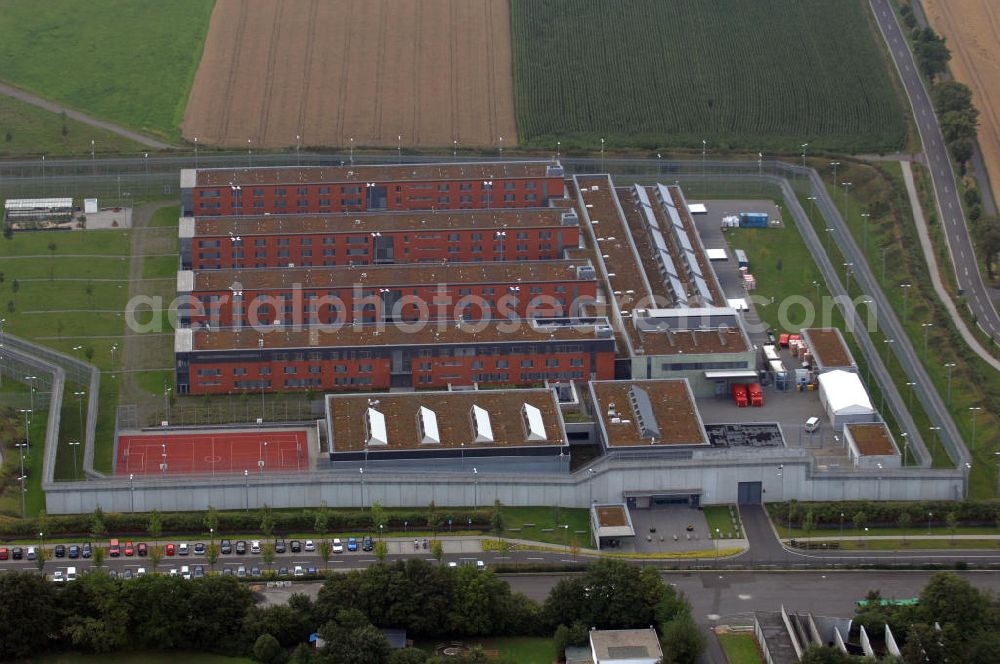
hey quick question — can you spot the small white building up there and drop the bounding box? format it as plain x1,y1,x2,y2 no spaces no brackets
817,370,876,431
844,423,901,469
589,628,662,664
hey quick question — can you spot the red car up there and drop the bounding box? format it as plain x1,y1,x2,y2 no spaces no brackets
109,538,121,557
0,547,8,560
137,542,148,557
166,543,176,556
124,541,135,557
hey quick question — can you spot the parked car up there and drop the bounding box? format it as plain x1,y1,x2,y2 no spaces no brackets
222,568,233,577
165,543,176,556
137,568,146,577
137,542,147,557
293,566,304,577
307,567,317,576
109,539,120,557
12,547,23,560
237,565,247,578
124,541,134,557
168,568,177,577
278,567,289,577
67,567,77,582
178,543,189,556
250,540,261,555
52,571,65,583
236,540,247,555
181,566,191,580
54,544,66,558
194,566,205,579
304,540,315,552
0,548,8,560
251,566,262,577
26,546,37,561
275,539,286,554
123,569,134,580
290,540,301,553
108,568,118,579
347,537,358,552
68,545,80,559
362,536,374,552
332,539,344,554
81,543,92,559
220,540,232,555
193,542,205,556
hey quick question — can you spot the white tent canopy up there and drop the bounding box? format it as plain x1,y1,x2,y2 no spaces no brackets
818,370,874,415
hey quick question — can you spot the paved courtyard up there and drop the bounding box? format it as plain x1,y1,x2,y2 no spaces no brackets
625,506,714,554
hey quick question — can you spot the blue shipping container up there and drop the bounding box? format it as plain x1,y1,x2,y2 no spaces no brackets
739,212,769,228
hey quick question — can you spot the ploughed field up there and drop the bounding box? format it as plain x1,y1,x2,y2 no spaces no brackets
182,0,517,149
509,0,908,153
923,0,1000,208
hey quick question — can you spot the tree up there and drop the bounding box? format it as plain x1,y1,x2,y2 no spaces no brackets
390,648,429,664
319,539,332,570
897,512,912,545
11,279,18,296
799,646,858,664
946,512,959,545
852,511,866,533
490,499,505,542
34,546,48,573
941,109,979,143
374,540,388,564
90,506,107,541
802,510,816,538
430,539,444,565
261,542,276,571
554,622,589,658
6,301,13,314
426,500,442,535
978,217,1000,278
933,80,975,115
204,505,219,539
206,542,219,572
314,502,330,537
370,500,386,534
147,545,161,572
84,282,94,305
0,572,60,658
148,509,162,544
914,29,951,78
252,633,283,664
660,611,706,664
260,504,275,539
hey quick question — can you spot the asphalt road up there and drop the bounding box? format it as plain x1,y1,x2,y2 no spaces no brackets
870,0,1000,342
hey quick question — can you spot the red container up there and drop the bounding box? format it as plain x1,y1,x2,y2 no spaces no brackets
747,383,764,407
779,333,790,347
732,383,748,407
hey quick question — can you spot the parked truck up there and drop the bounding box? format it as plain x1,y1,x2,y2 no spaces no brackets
747,383,764,407
739,211,769,228
732,383,748,407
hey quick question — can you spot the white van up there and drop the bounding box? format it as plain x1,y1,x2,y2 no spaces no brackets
67,567,77,581
181,566,191,580
804,417,820,433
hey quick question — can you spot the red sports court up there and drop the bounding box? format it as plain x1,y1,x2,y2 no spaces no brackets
116,430,308,475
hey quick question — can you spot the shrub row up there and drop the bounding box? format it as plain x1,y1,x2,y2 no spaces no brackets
771,501,1000,529
0,506,491,540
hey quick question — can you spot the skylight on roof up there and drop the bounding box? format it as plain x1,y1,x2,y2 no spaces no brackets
365,408,388,446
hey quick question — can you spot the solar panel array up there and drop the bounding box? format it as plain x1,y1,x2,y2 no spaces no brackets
655,185,715,305
632,185,688,307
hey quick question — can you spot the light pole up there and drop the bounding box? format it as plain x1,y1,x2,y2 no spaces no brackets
258,440,268,475
397,135,402,163
74,390,85,440
825,227,834,254
842,263,853,292
882,338,895,366
163,384,172,423
473,467,478,509
499,135,504,159
897,283,913,323
299,134,303,166
800,143,808,168
906,381,916,413
927,511,933,535
839,512,845,538
359,468,365,511
69,440,80,480
348,136,352,166
812,280,821,303
944,363,957,406
701,139,706,177
589,468,596,504
482,180,492,209
110,344,118,376
453,139,457,157
247,138,252,167
830,161,841,187
841,182,853,221
715,528,720,562
921,323,933,360
929,426,941,458
129,473,134,512
161,443,167,475
757,151,763,179
861,212,870,250
24,375,36,412
194,137,198,168
19,409,31,452
244,469,249,511
876,462,883,499
970,407,982,451
15,442,27,517
600,137,605,171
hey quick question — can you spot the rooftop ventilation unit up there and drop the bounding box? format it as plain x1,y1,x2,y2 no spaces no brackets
628,385,661,440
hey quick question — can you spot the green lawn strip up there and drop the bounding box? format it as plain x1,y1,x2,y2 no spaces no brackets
503,506,591,545
718,632,764,664
148,205,181,228
0,229,130,257
837,538,1000,551
0,0,215,143
53,382,88,482
818,159,1000,484
704,506,742,539
415,637,556,664
30,652,252,664
93,378,120,475
0,93,146,158
0,407,48,517
510,0,906,153
135,370,175,398
0,256,128,281
142,255,179,280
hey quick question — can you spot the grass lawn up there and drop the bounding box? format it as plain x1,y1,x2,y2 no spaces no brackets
148,206,180,228
143,255,179,280
26,652,252,664
704,506,743,539
504,506,591,546
837,538,1000,551
416,637,556,664
718,632,763,664
0,405,50,518
0,93,145,158
0,0,215,143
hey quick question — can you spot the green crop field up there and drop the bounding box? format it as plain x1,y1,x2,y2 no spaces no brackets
510,0,908,153
0,0,215,143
